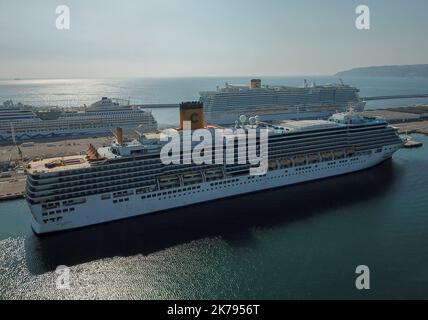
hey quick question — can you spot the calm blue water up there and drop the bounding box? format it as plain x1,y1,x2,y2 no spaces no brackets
1,76,428,125
0,77,428,299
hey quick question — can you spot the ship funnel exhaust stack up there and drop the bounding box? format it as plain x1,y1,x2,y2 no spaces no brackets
179,101,205,130
250,79,261,89
116,127,124,144
86,144,104,161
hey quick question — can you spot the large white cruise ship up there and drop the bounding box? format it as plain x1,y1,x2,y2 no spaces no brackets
25,102,402,234
0,97,157,143
200,79,366,125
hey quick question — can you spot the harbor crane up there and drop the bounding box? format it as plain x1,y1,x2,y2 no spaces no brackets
10,122,23,163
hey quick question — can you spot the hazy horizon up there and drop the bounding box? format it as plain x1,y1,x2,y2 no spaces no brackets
1,0,427,78
2,64,428,81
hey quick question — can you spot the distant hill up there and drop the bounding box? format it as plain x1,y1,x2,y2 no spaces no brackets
335,64,428,77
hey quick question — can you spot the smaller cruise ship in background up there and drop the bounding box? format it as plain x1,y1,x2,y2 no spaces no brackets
0,97,158,143
200,79,366,125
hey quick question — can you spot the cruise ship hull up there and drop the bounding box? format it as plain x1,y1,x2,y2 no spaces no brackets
200,79,366,125
0,125,144,143
0,98,157,144
30,143,401,234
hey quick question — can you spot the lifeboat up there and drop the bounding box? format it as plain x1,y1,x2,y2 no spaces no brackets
346,148,355,157
182,171,203,184
333,150,345,159
205,169,223,181
293,155,306,165
136,185,157,194
158,175,180,189
280,158,292,168
307,154,319,164
159,175,178,181
268,160,278,170
321,152,333,161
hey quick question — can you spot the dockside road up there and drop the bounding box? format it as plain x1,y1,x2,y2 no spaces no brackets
0,136,114,202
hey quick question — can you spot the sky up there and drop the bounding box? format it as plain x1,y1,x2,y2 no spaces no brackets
0,0,427,78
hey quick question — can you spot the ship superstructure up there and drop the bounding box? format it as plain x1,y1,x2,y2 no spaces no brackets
0,97,157,143
200,79,366,125
25,102,402,234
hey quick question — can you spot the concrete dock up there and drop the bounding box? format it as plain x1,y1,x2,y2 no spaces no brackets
363,106,428,135
1,136,113,163
0,175,25,201
394,121,428,135
403,140,423,148
361,110,421,123
0,136,116,202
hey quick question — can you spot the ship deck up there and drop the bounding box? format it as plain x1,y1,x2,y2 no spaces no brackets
27,154,90,174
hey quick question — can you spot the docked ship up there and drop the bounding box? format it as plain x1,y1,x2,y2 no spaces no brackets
200,79,366,125
25,102,402,234
0,97,158,143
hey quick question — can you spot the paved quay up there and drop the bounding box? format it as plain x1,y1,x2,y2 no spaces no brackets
0,136,116,201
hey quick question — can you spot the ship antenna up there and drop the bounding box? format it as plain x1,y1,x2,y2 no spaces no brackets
239,115,247,128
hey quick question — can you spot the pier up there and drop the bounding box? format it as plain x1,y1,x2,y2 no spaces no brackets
361,110,421,123
363,93,428,101
394,121,428,135
0,136,113,202
403,140,423,148
0,177,25,201
362,107,428,135
141,103,179,109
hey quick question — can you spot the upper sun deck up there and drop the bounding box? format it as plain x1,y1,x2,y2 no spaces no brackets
265,112,387,135
199,81,357,96
280,120,340,132
26,155,91,175
329,111,386,126
24,109,389,176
